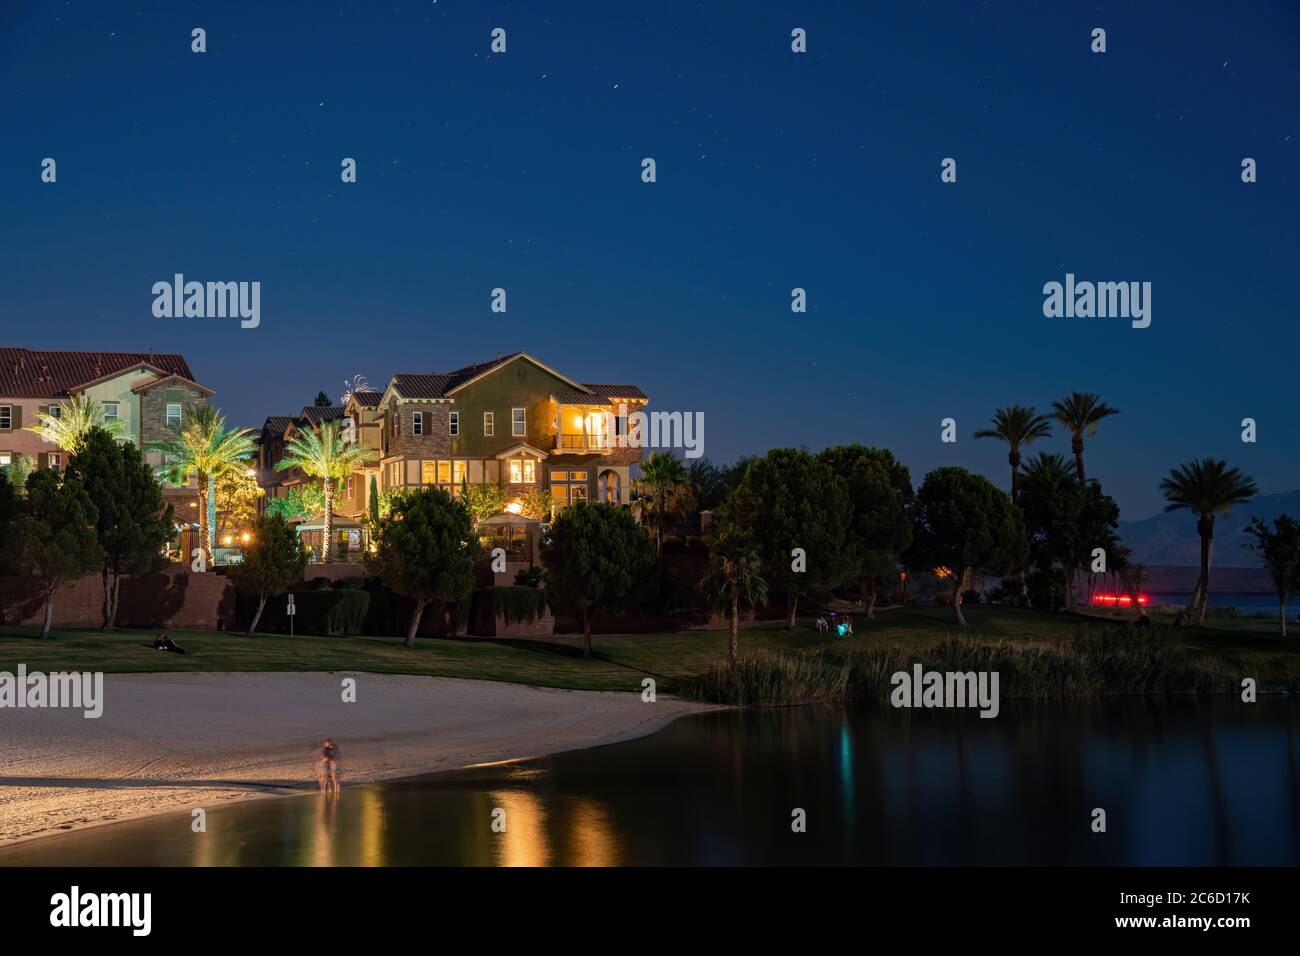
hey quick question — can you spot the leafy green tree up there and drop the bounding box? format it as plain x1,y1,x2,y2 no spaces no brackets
817,445,913,618
266,484,326,522
9,469,102,638
699,528,769,664
1018,453,1119,611
632,452,697,563
1109,543,1150,621
25,395,125,453
721,448,851,629
66,429,174,629
542,501,654,657
906,467,1028,626
1051,391,1119,483
1159,458,1257,626
1243,515,1300,637
973,405,1053,501
1,456,34,498
228,515,309,635
366,487,478,646
275,420,371,561
368,474,380,527
517,487,553,521
465,482,507,521
150,405,256,563
314,391,332,407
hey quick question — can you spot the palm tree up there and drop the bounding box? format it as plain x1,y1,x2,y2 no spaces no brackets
25,395,124,454
275,419,372,562
150,405,256,563
631,452,697,563
1051,391,1119,483
699,528,769,665
1159,458,1257,626
974,405,1053,501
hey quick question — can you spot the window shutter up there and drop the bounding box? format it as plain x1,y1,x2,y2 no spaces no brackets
10,406,21,429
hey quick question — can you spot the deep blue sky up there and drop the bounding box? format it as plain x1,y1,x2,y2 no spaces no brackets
2,1,1296,518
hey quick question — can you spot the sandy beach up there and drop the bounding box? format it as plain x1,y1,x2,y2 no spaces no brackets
0,672,712,847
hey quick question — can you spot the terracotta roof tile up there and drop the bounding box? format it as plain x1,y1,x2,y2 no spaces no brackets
0,348,196,399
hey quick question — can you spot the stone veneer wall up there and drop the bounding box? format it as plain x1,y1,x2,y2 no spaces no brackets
137,381,209,446
386,402,451,459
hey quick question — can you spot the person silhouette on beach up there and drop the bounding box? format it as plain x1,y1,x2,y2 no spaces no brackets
318,739,341,795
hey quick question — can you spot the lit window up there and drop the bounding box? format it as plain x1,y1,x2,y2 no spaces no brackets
483,412,494,436
413,411,423,436
103,402,119,421
454,460,467,486
512,407,526,437
436,460,450,484
48,453,62,470
509,459,536,484
450,411,459,437
166,403,182,428
0,453,11,466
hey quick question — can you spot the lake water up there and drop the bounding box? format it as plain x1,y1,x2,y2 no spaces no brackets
2,700,1298,866
1145,592,1287,616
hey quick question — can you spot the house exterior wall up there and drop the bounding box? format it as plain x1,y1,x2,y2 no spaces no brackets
372,356,644,509
0,398,56,465
81,374,144,444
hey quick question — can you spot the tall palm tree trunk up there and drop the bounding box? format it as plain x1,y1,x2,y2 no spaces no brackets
322,483,334,562
1072,435,1086,482
197,470,212,564
1195,521,1214,625
785,591,798,630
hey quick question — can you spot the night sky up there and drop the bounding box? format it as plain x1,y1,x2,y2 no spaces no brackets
2,1,1296,518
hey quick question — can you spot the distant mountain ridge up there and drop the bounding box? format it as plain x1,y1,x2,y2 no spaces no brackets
1117,489,1300,568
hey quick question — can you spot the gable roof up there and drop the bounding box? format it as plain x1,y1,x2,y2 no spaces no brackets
0,348,197,399
387,353,628,404
129,371,216,397
297,406,347,427
349,390,383,407
260,415,294,436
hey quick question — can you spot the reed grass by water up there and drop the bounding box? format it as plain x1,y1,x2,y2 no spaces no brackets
684,626,1300,706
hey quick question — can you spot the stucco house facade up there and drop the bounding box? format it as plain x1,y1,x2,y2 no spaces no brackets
0,348,212,507
375,353,646,510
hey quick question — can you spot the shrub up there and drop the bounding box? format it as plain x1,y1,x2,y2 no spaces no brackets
326,588,371,636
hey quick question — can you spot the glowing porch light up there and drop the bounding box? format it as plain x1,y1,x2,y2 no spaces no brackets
505,501,523,515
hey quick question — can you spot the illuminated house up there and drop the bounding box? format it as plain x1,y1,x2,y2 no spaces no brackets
374,353,646,510
0,347,213,506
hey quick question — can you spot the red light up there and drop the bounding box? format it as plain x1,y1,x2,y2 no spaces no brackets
1091,593,1148,606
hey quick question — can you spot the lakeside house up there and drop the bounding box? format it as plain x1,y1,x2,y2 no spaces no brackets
257,353,648,543
0,347,213,512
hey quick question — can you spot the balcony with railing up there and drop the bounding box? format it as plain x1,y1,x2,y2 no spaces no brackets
555,432,611,453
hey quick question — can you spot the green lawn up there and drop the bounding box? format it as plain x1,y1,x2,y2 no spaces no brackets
2,605,1295,694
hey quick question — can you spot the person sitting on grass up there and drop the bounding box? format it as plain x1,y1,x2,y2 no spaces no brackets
152,634,190,655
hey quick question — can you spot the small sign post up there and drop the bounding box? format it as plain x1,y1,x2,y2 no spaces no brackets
287,593,296,637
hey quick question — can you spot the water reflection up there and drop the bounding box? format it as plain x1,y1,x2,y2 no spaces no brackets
2,699,1297,867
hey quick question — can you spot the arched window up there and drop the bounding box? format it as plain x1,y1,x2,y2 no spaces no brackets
599,469,621,504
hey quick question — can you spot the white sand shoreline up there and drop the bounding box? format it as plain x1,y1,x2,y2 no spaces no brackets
0,671,717,850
